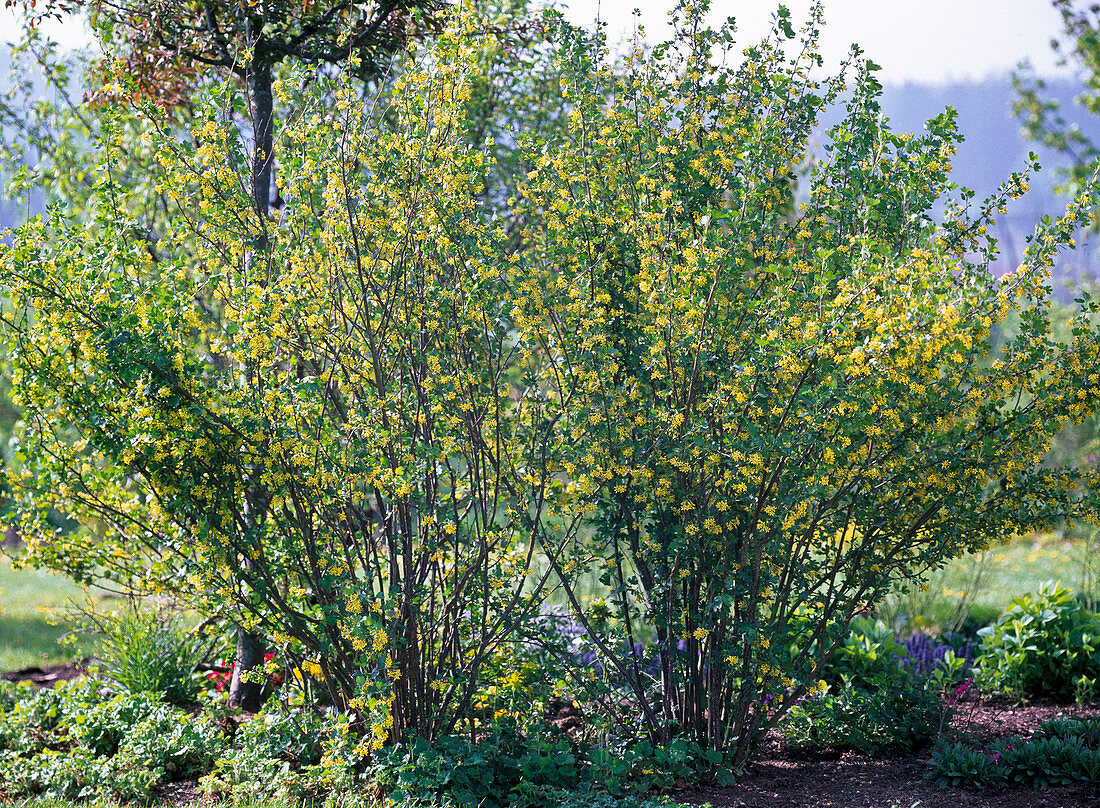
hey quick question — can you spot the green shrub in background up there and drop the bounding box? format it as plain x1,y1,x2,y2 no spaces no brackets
780,617,970,756
819,618,906,689
974,581,1100,700
781,676,944,756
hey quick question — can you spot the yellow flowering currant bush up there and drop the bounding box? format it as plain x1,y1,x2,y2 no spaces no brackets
1,0,1100,770
510,3,1100,763
0,11,567,744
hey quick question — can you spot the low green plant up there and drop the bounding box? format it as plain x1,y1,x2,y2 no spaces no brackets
927,740,1002,788
374,734,530,808
820,618,906,688
367,719,735,807
0,679,224,801
973,581,1100,700
90,606,203,705
3,676,707,806
586,736,734,794
1075,673,1099,705
199,701,347,803
923,649,971,700
1038,716,1100,746
781,675,945,756
929,716,1100,788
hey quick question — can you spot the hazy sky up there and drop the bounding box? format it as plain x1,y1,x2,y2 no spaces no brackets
0,1,1076,86
561,0,1070,85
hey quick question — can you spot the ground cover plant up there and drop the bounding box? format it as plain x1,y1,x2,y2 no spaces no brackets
1,0,1100,801
930,715,1100,788
0,673,708,806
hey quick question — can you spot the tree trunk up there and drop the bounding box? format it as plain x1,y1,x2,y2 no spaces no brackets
249,46,275,237
227,36,276,712
228,628,267,712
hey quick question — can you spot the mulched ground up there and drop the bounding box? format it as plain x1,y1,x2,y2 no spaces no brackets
673,695,1100,808
0,659,88,687
4,664,1099,807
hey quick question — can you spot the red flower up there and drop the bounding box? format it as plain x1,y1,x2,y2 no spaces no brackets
952,677,974,700
206,668,231,692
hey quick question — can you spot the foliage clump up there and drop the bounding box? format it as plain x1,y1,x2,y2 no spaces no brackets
88,606,203,706
0,680,226,801
974,580,1100,700
930,716,1100,788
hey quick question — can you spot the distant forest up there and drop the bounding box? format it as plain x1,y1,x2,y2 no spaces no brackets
878,78,1100,294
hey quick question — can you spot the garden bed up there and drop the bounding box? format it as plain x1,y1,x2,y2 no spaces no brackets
5,659,1097,808
0,660,88,688
675,696,1100,808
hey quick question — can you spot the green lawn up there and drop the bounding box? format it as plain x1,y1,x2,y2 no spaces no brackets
877,531,1097,635
0,554,99,671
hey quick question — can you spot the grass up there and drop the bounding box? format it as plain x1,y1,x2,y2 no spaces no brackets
877,531,1097,636
0,553,99,671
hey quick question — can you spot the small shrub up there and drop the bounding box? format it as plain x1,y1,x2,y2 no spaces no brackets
781,675,944,756
1036,715,1100,746
973,581,1100,700
927,739,1003,788
91,606,203,705
929,716,1100,788
821,618,906,688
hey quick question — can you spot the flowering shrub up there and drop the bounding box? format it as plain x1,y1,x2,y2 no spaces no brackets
1,5,566,743
2,0,1100,768
512,0,1100,763
205,651,280,694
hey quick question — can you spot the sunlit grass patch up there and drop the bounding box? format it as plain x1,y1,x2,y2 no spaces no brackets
0,554,99,670
878,532,1096,636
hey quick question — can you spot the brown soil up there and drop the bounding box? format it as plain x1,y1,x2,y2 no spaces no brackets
0,659,88,687
673,695,1100,808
